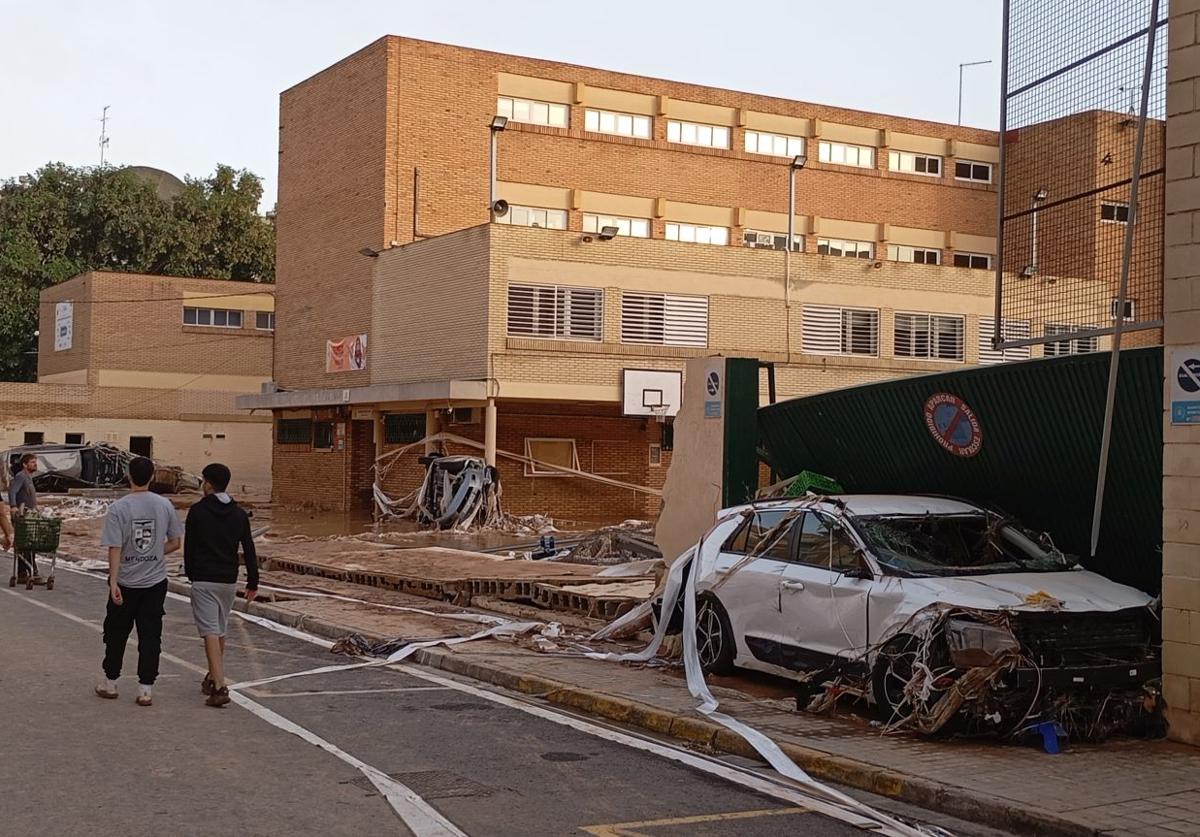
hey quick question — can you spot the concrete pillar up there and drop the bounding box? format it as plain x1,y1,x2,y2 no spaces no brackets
425,409,438,455
484,398,497,467
1163,5,1200,746
371,411,383,484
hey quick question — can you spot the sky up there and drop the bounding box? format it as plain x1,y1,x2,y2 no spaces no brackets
0,0,1003,210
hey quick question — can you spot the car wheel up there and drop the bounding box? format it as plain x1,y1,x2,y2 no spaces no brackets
872,633,921,722
695,594,736,676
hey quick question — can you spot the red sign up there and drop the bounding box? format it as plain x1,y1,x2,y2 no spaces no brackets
924,393,983,457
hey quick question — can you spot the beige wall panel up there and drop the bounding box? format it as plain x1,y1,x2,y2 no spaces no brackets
742,209,812,234
181,290,275,312
817,218,882,241
661,200,737,226
666,99,737,125
888,131,951,156
497,182,573,209
818,121,882,146
579,191,656,217
584,87,657,115
887,226,948,249
95,370,268,392
955,141,1001,163
742,111,812,136
38,370,89,385
955,233,998,254
496,73,574,104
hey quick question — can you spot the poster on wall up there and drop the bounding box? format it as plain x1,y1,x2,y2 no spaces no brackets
54,302,73,351
326,334,368,372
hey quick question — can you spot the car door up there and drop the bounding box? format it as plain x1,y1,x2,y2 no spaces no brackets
776,511,872,668
707,509,799,669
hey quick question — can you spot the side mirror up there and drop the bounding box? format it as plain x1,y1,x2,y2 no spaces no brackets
842,565,873,581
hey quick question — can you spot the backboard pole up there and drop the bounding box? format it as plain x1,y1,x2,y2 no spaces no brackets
1089,0,1161,557
993,0,1011,353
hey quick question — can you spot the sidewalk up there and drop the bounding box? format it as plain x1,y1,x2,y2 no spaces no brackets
237,585,1200,837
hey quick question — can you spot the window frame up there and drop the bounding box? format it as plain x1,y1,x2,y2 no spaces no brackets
496,96,569,129
954,159,993,183
312,421,335,450
665,222,729,246
524,437,580,477
255,311,276,331
894,311,965,362
817,237,874,259
743,229,804,252
582,213,650,238
276,418,313,446
666,119,730,149
584,108,652,139
789,512,863,573
494,205,568,230
506,283,604,341
183,306,243,329
1044,324,1099,357
1100,201,1131,223
744,130,806,159
887,244,942,265
818,140,876,169
888,150,943,177
383,413,425,445
1111,298,1137,321
952,252,992,270
620,291,709,347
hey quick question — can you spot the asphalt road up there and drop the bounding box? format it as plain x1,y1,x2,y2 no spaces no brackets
0,569,985,837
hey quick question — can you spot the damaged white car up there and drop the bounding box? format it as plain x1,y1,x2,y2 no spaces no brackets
673,495,1162,740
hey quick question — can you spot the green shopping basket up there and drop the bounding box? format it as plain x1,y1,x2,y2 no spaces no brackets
14,515,62,553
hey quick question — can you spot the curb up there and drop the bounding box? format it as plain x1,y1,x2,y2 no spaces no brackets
211,594,1095,837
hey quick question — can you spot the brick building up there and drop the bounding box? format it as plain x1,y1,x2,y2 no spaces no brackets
1,271,275,490
245,36,1123,518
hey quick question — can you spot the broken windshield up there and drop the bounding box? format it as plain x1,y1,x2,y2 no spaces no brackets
852,513,1075,577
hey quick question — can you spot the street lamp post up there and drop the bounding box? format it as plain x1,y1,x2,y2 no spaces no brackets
488,116,508,220
958,60,993,125
785,154,807,308
1030,188,1048,276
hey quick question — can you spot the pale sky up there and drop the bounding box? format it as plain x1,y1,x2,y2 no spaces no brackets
0,0,1002,209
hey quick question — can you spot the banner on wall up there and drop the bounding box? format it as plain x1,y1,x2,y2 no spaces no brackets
54,302,73,351
326,334,367,372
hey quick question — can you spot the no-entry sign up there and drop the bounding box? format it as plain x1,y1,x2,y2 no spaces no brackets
924,393,983,457
1171,346,1200,425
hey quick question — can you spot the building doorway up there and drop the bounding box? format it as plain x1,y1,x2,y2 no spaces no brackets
349,420,376,511
129,436,153,458
23,432,44,445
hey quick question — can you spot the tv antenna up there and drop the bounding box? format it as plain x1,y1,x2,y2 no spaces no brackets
99,105,111,167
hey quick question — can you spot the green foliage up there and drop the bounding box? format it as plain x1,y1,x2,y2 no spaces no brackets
0,163,274,381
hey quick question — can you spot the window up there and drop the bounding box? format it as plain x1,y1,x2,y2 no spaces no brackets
584,108,652,139
744,130,806,159
255,311,276,331
665,223,728,246
818,140,875,168
1111,298,1137,321
384,413,425,445
978,317,1032,364
667,120,729,148
276,419,312,445
953,252,992,270
1044,324,1099,356
792,513,861,572
495,205,567,229
802,304,879,356
65,433,84,445
743,230,803,252
954,160,993,183
1101,201,1130,223
312,421,334,450
895,312,965,361
817,238,873,259
496,96,568,128
582,214,650,238
128,436,153,457
507,284,603,340
723,510,793,556
887,245,941,265
525,438,579,477
23,431,43,446
888,150,942,176
183,307,243,328
621,292,708,347
648,443,663,467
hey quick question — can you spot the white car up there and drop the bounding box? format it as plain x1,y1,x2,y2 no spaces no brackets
680,495,1161,737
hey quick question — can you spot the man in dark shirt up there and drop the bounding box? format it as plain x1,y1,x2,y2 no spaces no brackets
184,463,259,707
9,453,40,582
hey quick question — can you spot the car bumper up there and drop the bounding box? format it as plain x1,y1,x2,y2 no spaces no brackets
1005,659,1161,690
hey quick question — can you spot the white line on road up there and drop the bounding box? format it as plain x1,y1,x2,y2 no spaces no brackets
253,686,452,698
1,581,469,837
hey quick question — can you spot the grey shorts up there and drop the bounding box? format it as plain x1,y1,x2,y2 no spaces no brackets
191,581,237,637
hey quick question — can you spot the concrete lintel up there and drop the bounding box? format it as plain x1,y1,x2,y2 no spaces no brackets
236,379,489,411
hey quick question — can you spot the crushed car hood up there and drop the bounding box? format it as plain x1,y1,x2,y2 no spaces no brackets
896,569,1154,613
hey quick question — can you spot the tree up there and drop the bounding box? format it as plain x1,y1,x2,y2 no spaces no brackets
0,163,274,381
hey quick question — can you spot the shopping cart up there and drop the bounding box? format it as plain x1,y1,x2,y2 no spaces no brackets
10,514,60,591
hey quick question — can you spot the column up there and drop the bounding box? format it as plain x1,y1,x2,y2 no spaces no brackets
1163,5,1200,746
484,398,497,468
425,409,438,455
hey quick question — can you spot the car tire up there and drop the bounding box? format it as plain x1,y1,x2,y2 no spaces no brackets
871,633,921,722
695,594,736,676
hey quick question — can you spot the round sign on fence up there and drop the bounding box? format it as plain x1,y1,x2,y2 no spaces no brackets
923,393,982,457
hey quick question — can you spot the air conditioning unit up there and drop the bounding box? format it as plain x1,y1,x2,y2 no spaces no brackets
447,407,480,425
743,231,776,249
262,380,279,394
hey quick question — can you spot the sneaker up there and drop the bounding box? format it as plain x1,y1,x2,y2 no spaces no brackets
95,678,119,700
135,685,153,707
201,674,215,696
206,686,231,708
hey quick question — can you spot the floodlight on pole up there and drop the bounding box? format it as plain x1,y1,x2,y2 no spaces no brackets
489,116,508,221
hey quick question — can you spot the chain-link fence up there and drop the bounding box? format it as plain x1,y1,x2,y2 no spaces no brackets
995,0,1167,350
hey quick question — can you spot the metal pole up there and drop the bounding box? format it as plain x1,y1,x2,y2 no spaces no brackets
489,129,497,222
993,9,1011,355
1089,0,1160,557
1030,197,1039,273
786,165,795,298
958,64,964,125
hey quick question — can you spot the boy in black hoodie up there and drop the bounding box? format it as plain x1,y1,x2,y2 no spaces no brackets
184,463,259,707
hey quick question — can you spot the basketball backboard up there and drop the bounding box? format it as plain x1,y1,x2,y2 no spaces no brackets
622,368,682,417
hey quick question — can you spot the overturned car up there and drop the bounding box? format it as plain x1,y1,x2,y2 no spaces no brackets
4,444,201,494
671,495,1161,740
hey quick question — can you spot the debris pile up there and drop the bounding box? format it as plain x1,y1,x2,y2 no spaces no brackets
3,442,200,494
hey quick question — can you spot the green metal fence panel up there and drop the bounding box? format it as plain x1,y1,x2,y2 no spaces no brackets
757,347,1163,593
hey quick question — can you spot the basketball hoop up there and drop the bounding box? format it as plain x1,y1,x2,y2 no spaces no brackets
647,404,670,424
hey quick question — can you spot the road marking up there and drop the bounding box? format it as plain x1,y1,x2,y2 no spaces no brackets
1,582,468,837
581,807,811,836
253,686,452,698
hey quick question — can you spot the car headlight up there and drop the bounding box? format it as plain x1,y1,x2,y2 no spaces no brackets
946,618,1021,668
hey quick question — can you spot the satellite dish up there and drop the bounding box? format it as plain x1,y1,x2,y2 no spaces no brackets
491,199,509,218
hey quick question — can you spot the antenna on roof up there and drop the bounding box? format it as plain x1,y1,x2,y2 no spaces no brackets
99,105,111,167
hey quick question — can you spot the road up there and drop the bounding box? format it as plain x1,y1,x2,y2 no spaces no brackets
0,568,994,836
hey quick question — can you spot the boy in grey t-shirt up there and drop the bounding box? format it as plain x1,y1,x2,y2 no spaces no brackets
95,457,182,706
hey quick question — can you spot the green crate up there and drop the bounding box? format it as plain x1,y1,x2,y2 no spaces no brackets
13,516,62,553
783,471,845,497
